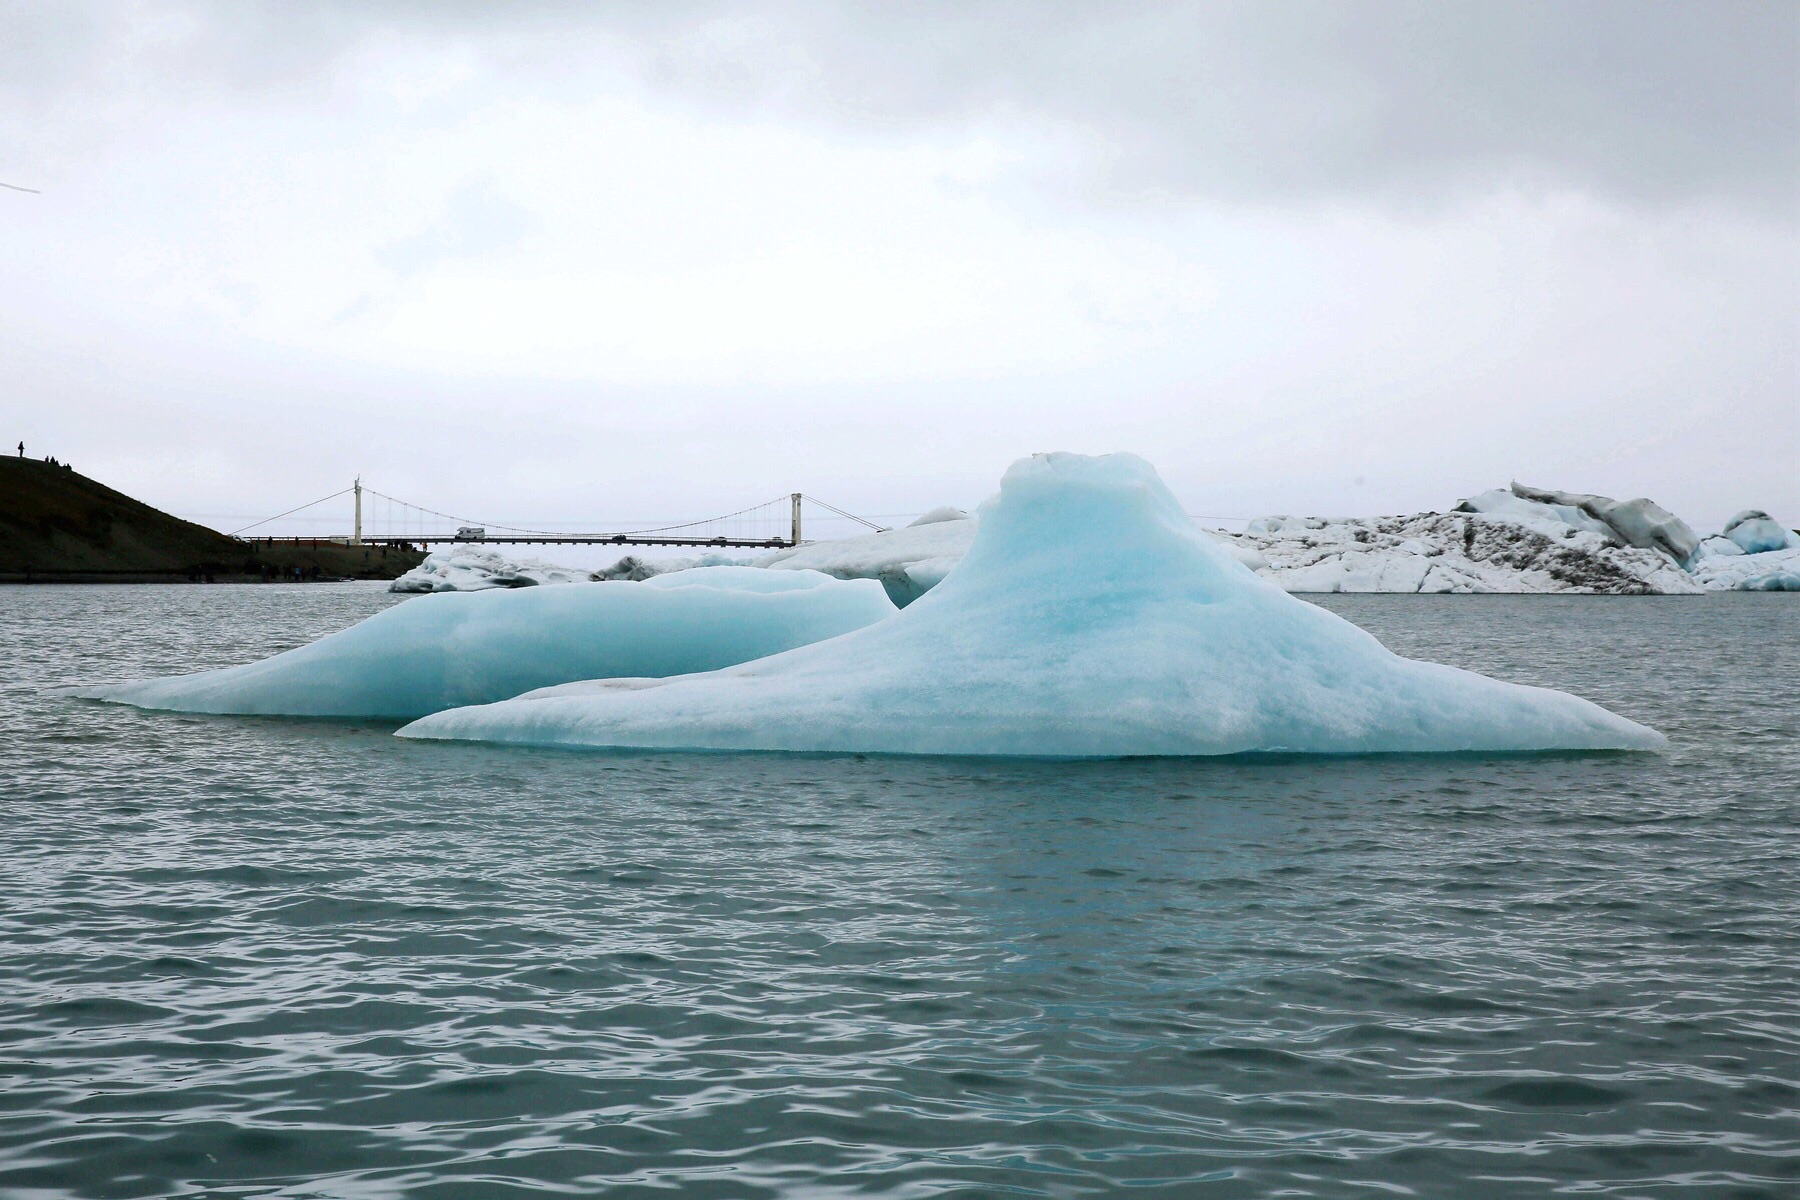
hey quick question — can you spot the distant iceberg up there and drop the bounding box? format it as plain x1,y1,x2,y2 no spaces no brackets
758,513,978,606
1504,483,1701,564
390,545,591,592
77,567,894,720
1720,510,1797,556
590,552,747,581
1245,502,1703,595
1686,511,1800,591
400,453,1664,757
1689,545,1800,592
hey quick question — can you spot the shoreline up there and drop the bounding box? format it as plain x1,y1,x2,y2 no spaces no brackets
0,572,392,585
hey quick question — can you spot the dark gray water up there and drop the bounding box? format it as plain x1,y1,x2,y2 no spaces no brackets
4,584,1796,1199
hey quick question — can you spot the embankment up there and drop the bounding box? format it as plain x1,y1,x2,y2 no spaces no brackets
0,457,423,582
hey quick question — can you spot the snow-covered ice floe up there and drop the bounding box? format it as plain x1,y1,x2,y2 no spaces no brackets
1504,483,1701,564
758,510,979,606
1244,486,1799,595
1242,505,1703,595
399,453,1663,757
1688,546,1800,592
390,546,592,592
75,567,894,720
1683,512,1800,591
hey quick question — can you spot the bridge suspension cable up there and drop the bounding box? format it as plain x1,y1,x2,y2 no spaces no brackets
804,496,889,533
611,497,796,538
228,487,352,537
229,482,895,547
356,488,804,540
357,488,584,539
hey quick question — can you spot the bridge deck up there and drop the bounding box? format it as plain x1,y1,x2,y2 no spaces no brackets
245,535,798,549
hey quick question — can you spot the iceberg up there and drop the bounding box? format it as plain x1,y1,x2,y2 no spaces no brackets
758,514,978,606
76,567,894,720
1242,509,1702,595
1682,511,1798,590
592,552,746,581
1455,488,1621,541
390,545,590,592
1721,510,1797,556
1507,483,1700,564
1690,545,1800,592
400,453,1663,757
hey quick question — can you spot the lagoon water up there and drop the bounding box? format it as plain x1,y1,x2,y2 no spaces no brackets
3,583,1796,1198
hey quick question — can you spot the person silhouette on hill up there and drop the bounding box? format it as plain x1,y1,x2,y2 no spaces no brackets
15,441,21,457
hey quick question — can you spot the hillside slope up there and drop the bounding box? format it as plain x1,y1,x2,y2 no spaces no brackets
0,457,422,580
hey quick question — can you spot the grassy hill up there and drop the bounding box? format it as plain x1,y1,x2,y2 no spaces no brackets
0,456,424,582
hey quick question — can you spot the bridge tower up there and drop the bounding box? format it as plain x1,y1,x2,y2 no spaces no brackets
352,477,363,546
791,493,802,545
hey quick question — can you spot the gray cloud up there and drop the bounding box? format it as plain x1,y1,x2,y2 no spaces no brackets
735,0,1799,214
8,0,1790,215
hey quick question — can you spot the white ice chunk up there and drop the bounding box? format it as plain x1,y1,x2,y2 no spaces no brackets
1241,510,1701,595
758,516,978,606
1457,488,1619,540
1509,483,1700,564
1689,545,1800,592
592,552,748,581
400,452,1663,757
390,546,588,592
75,568,895,719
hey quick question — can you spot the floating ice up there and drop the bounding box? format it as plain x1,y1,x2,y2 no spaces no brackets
593,552,746,581
1456,488,1620,541
1508,483,1700,564
400,453,1663,757
758,515,979,606
390,546,589,592
77,567,894,719
1721,510,1797,556
1689,546,1800,592
1685,512,1799,590
1243,508,1702,595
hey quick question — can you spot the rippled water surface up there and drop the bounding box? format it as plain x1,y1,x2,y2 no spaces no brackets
4,584,1797,1198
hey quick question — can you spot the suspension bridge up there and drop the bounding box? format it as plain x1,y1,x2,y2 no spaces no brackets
227,481,888,550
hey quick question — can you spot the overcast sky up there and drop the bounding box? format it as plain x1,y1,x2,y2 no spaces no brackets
4,0,1795,538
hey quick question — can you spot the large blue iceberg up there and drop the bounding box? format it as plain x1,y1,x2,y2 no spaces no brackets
399,453,1664,756
76,567,894,720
